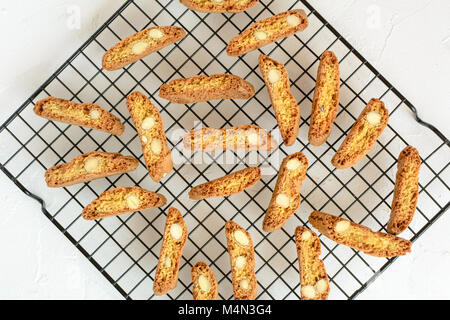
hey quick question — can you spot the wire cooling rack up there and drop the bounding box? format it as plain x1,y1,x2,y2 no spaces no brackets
1,0,449,300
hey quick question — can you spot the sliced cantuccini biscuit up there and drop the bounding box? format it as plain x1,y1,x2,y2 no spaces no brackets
309,211,412,257
82,187,166,220
127,92,173,182
154,207,188,296
102,26,186,71
189,167,261,200
259,54,300,146
45,152,138,188
295,226,329,300
225,221,257,300
34,97,124,135
263,153,308,232
180,0,258,13
183,125,276,152
388,146,421,235
159,74,255,104
309,51,340,146
226,10,308,56
331,98,389,169
191,262,218,300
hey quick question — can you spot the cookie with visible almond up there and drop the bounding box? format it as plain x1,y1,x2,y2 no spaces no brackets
226,10,308,56
180,0,258,13
225,221,257,300
45,152,138,188
82,187,166,220
127,92,173,183
331,98,389,169
387,146,421,235
259,54,300,146
159,74,255,104
189,167,261,200
102,26,186,71
183,124,276,152
263,153,308,232
309,211,412,257
154,207,188,296
191,262,218,300
295,226,329,300
309,51,340,146
34,97,124,135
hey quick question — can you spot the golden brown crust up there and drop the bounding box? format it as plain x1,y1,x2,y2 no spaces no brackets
183,125,276,152
34,97,124,135
331,98,389,169
179,0,258,13
189,167,261,200
309,51,340,146
387,146,421,235
102,26,186,71
226,10,308,56
159,74,255,104
191,262,219,300
82,187,167,220
45,152,138,188
295,226,329,300
309,211,412,257
225,221,257,300
154,207,188,296
259,54,300,146
262,153,308,232
126,92,173,183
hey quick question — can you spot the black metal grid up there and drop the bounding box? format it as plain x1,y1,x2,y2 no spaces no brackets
0,0,449,300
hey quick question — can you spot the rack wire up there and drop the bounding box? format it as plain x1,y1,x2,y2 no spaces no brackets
0,0,448,300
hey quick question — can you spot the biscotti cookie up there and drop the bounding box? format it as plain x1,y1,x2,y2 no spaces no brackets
309,211,412,257
180,0,258,13
102,26,186,71
309,51,340,146
225,221,257,300
387,146,421,235
159,74,255,104
34,97,124,135
295,226,329,300
226,10,308,56
82,187,166,220
154,207,188,296
262,153,308,232
259,54,300,146
331,98,389,169
183,125,276,152
45,152,138,188
189,167,261,200
127,92,173,182
191,262,218,300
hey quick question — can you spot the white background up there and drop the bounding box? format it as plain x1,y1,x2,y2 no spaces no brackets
0,0,448,299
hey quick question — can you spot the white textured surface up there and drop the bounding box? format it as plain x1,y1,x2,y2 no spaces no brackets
0,0,448,299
